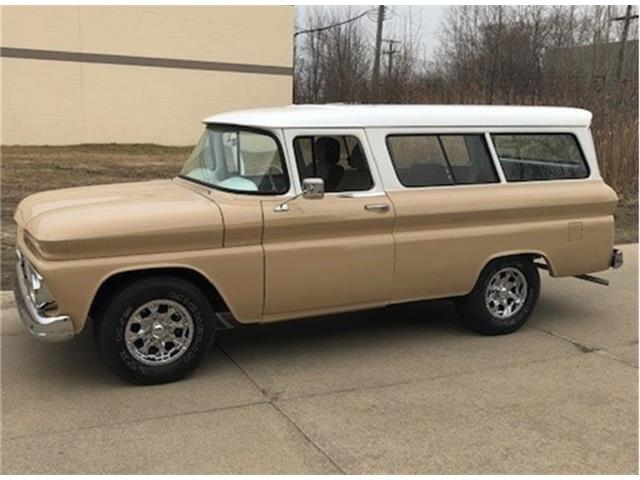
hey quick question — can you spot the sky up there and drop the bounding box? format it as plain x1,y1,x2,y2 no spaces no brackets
295,5,447,63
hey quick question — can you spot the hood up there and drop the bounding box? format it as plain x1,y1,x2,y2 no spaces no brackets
15,179,224,259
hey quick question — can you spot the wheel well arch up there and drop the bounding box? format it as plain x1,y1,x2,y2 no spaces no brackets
470,250,554,292
482,250,554,272
88,266,231,320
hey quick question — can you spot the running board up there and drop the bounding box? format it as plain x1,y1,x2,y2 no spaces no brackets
534,262,610,286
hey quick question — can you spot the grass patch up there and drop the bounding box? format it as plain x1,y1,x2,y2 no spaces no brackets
1,144,189,290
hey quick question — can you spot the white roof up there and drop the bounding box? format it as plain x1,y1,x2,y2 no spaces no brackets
203,104,592,129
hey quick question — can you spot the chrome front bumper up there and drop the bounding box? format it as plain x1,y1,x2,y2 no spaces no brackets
14,254,74,342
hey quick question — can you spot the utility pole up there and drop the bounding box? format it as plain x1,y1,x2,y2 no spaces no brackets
612,5,639,81
382,39,401,79
372,5,385,101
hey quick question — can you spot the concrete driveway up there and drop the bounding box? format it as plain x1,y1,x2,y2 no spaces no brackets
1,244,637,474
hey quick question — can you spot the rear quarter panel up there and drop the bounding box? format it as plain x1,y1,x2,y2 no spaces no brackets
386,181,616,302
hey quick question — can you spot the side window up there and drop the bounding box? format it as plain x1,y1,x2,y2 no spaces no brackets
293,135,374,192
441,135,498,185
386,134,498,187
492,134,589,182
386,136,454,187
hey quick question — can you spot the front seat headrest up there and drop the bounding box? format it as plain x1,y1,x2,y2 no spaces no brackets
315,137,341,166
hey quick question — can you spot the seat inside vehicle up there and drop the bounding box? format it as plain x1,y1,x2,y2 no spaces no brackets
314,137,344,191
294,135,374,192
340,143,374,191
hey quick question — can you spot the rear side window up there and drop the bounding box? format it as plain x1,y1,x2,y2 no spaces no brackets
491,134,589,182
386,134,498,187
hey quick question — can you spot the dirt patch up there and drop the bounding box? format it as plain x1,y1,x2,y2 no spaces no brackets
1,145,189,290
1,144,637,291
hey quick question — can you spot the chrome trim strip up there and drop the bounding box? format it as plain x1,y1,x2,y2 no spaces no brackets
337,192,386,199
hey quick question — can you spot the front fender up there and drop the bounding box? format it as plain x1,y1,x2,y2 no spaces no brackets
19,235,264,333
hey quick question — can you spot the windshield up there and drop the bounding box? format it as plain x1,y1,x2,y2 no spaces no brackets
180,126,289,194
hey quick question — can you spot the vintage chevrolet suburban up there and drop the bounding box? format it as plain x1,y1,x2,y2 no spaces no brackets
14,105,623,384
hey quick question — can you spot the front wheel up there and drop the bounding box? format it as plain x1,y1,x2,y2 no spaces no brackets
95,276,216,384
456,256,540,335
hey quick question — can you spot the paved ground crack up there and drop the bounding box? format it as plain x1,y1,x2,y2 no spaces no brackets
216,344,346,474
4,399,270,442
596,349,638,368
271,401,346,474
534,327,600,353
534,327,638,368
280,352,575,403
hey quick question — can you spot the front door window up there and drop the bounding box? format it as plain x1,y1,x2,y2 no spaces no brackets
293,135,374,192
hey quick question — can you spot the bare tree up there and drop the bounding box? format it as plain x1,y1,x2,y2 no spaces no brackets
294,7,372,103
293,5,638,200
294,6,424,104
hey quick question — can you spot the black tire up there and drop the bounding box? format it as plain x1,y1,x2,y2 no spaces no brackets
94,276,215,385
456,256,540,335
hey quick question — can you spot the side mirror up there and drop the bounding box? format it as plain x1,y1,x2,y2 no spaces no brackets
274,177,325,212
302,178,325,200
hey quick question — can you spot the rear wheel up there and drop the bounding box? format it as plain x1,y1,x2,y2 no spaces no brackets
456,256,540,335
95,276,215,384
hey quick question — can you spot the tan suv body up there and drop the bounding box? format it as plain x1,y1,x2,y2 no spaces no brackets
13,105,622,383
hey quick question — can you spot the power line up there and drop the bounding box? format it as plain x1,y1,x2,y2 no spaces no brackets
294,9,373,37
612,14,639,21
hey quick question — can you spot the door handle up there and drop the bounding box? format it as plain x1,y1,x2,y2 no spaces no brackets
364,203,390,212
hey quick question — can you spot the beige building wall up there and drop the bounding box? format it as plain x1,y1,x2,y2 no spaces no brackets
1,6,294,145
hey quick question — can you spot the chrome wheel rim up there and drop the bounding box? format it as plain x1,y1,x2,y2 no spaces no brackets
124,299,194,366
485,267,528,320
